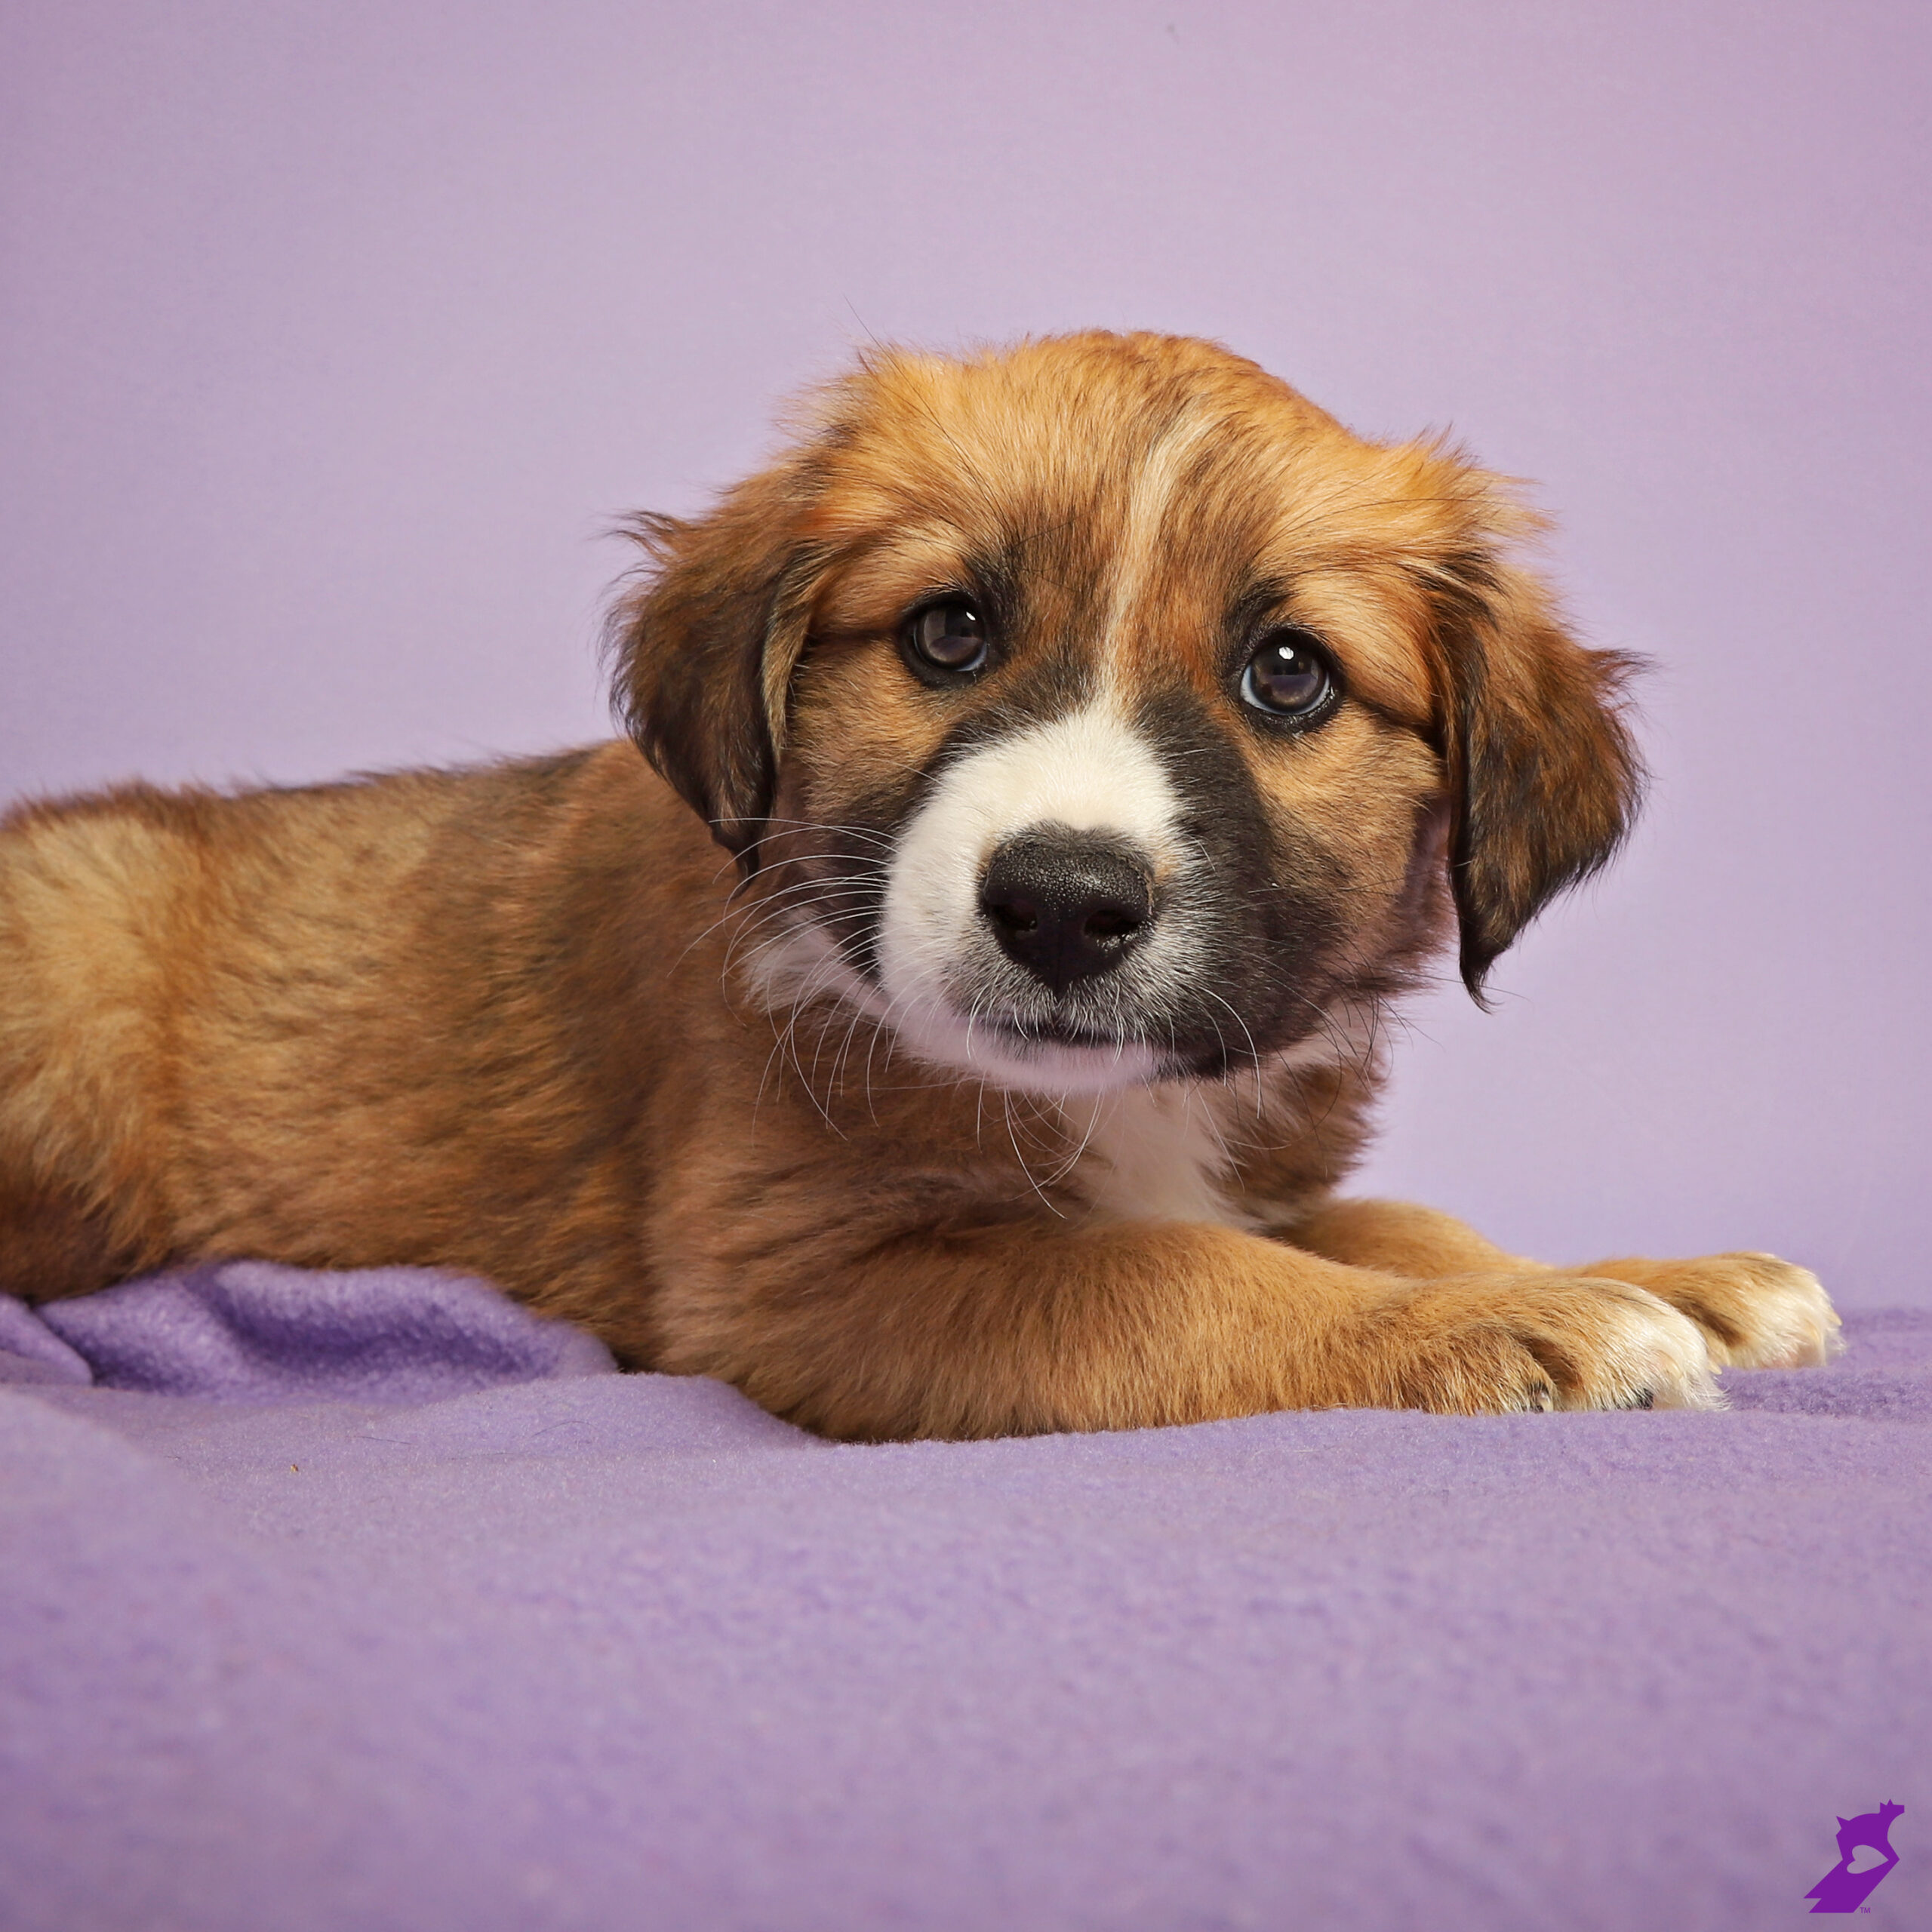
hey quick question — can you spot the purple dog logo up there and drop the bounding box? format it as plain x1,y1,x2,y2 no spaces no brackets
1806,1801,1903,1913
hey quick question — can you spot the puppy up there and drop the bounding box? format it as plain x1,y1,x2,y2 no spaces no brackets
0,331,1838,1438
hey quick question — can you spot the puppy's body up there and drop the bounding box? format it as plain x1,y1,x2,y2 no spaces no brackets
0,332,1838,1436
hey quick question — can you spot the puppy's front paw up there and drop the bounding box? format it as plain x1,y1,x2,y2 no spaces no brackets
1358,1275,1722,1414
1571,1252,1841,1371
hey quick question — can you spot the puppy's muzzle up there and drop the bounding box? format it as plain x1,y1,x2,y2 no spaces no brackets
979,831,1153,997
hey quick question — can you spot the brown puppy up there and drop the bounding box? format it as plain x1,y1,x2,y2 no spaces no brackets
0,331,1838,1438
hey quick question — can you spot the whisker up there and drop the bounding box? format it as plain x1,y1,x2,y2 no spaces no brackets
673,863,891,974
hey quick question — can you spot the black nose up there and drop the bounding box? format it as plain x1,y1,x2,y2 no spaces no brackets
979,832,1154,995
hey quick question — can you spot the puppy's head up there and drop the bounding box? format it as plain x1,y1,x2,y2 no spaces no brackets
611,333,1639,1093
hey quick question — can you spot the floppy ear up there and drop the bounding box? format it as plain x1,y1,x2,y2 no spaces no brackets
1434,552,1644,1001
605,462,828,860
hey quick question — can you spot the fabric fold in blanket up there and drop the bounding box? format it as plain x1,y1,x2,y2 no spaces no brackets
0,1266,1924,1932
2,1259,616,1398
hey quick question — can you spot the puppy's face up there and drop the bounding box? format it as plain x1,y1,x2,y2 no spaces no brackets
616,334,1640,1095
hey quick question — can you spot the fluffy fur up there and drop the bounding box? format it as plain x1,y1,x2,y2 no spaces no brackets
0,331,1838,1438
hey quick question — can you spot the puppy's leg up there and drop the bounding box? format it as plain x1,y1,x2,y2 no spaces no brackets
1281,1198,1840,1374
1275,1196,1538,1278
657,1216,1721,1440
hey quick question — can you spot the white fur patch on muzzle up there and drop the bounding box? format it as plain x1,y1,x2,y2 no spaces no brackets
876,700,1201,1093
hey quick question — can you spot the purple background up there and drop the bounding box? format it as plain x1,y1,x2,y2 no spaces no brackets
3,1,1927,1304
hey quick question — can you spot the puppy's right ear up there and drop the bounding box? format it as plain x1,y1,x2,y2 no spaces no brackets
606,462,827,860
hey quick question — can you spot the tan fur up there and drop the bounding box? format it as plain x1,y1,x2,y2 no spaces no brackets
0,332,1838,1436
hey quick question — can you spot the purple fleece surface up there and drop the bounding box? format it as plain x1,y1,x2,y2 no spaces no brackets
14,1260,618,1399
0,1269,1924,1932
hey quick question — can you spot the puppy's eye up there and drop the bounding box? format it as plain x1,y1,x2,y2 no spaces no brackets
1240,628,1338,724
903,599,991,679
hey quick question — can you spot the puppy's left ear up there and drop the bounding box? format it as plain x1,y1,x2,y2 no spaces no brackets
1435,551,1645,1001
605,462,827,860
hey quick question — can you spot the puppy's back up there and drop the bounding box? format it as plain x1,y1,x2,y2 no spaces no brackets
0,744,696,1310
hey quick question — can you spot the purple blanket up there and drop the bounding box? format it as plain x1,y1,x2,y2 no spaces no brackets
1,1263,1924,1930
